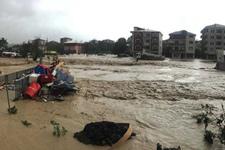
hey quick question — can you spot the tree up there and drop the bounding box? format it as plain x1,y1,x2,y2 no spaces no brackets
83,39,115,55
20,42,31,58
195,40,205,59
84,40,98,54
46,41,62,54
113,37,128,55
31,40,43,61
0,38,8,51
99,39,115,54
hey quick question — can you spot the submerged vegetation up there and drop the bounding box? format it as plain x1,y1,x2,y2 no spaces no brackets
50,120,68,137
193,104,225,144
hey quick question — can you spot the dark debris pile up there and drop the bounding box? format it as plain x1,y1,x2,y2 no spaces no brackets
74,121,136,146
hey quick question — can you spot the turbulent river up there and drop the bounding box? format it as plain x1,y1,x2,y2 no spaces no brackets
66,56,225,150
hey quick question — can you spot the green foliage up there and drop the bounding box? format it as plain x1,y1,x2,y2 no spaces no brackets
46,41,62,54
0,37,8,50
31,39,45,61
84,39,115,54
21,120,32,127
50,120,68,137
113,37,128,55
204,130,215,144
20,43,31,58
193,104,225,145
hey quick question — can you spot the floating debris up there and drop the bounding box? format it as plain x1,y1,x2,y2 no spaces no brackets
21,120,32,127
8,106,17,114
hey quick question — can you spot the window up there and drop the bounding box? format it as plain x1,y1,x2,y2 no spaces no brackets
216,29,222,33
211,36,214,39
175,41,179,44
216,35,222,39
144,46,150,49
216,41,222,46
135,46,142,50
189,47,193,50
135,39,142,43
146,39,150,43
211,30,215,33
189,41,194,44
210,42,214,45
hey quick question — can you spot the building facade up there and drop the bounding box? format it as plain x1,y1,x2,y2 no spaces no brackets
131,27,163,56
201,24,225,59
167,30,196,59
64,42,83,54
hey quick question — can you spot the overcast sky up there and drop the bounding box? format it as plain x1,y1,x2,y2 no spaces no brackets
0,0,225,43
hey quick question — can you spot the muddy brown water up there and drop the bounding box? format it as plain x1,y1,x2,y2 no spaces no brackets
68,59,225,150
1,57,225,149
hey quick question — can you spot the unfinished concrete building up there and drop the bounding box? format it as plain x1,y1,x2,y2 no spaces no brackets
201,24,225,59
131,27,163,56
167,30,196,59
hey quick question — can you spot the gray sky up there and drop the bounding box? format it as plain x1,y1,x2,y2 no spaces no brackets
0,0,225,43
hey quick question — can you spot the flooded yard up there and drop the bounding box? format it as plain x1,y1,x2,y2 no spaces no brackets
67,56,225,149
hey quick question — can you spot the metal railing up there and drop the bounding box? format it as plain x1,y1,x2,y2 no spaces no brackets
0,67,35,101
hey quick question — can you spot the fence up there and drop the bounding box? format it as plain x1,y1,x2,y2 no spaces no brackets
0,67,35,101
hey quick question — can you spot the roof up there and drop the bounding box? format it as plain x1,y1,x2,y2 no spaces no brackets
64,41,83,45
169,30,196,36
204,24,225,29
201,24,225,32
131,26,162,35
61,37,72,40
32,38,46,42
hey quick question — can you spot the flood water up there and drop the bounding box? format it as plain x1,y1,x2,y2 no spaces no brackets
68,58,225,150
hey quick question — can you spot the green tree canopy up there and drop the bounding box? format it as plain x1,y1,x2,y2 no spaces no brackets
20,42,31,58
0,38,8,50
46,41,62,54
113,37,128,55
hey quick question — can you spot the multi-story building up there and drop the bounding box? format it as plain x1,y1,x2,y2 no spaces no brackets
167,30,196,58
64,41,83,54
201,24,225,59
60,37,72,44
131,27,163,56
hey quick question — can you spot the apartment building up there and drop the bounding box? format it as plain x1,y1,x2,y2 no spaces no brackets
131,27,163,56
64,41,83,54
201,24,225,59
167,30,196,58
